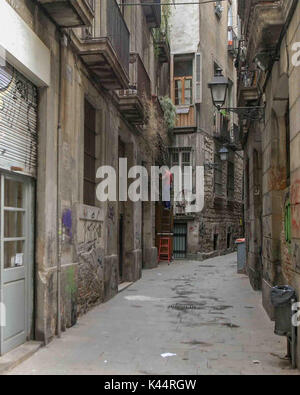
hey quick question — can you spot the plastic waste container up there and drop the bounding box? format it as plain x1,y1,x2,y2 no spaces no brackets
271,285,296,336
236,238,246,274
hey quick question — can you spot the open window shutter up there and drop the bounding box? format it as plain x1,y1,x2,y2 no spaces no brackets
194,53,202,104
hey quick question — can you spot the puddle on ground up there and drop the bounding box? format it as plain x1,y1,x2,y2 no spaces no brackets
222,323,240,329
198,265,216,268
208,305,233,311
181,340,213,347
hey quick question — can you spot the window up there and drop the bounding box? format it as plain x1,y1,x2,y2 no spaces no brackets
174,58,193,106
84,100,96,206
285,102,290,186
228,2,233,28
227,159,235,200
171,149,192,194
214,143,223,196
228,3,233,45
174,78,193,106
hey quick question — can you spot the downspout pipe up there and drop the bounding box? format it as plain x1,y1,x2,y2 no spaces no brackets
57,32,68,339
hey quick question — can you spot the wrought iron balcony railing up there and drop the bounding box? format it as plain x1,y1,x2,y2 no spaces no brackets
75,0,130,90
141,0,162,28
117,54,151,124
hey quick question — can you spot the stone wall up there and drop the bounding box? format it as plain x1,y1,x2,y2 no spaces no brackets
172,130,244,259
241,0,300,368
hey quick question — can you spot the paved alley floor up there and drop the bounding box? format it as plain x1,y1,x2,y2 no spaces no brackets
7,253,299,375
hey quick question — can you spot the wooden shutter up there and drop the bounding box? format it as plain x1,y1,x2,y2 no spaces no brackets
194,53,202,104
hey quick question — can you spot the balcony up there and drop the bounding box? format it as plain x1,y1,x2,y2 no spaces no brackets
141,0,161,28
72,0,130,90
153,30,170,63
37,0,94,27
238,69,260,106
175,106,196,129
238,0,294,63
116,53,151,124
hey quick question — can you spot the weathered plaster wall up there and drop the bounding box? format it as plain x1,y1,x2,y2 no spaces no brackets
170,0,200,54
3,0,153,345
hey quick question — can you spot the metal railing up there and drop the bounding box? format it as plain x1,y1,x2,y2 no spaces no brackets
239,69,258,88
141,0,161,26
81,0,130,75
118,53,151,100
107,0,130,75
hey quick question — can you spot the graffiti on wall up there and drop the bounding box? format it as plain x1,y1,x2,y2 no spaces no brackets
76,204,104,256
74,204,105,314
0,63,38,176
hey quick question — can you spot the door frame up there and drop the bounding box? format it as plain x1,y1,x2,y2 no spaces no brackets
0,170,35,355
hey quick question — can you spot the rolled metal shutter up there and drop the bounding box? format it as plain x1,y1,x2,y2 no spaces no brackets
0,63,38,178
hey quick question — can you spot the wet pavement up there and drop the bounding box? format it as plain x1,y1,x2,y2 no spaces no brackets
7,253,299,375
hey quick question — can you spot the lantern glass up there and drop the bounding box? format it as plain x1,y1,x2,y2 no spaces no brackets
219,147,229,162
211,84,228,108
208,68,229,109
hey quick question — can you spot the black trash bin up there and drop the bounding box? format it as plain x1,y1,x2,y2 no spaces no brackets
271,285,296,336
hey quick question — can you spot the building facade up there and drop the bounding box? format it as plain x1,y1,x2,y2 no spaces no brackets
0,0,170,354
237,0,300,367
169,0,244,260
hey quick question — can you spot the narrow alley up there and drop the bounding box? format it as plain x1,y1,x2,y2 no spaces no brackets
6,254,298,375
0,0,300,378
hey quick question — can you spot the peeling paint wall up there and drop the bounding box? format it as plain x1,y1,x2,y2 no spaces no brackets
170,0,199,54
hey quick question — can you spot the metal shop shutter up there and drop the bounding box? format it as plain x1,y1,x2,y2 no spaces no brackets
0,63,38,177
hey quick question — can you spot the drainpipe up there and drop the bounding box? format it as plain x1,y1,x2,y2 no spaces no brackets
57,32,68,339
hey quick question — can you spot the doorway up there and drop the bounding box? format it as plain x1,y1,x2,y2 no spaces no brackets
118,138,126,283
173,223,187,259
0,172,34,355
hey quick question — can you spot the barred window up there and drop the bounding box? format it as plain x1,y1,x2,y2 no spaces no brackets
214,144,223,196
84,100,96,207
227,160,235,200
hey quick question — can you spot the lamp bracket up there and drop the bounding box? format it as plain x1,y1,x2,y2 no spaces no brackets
221,106,265,122
204,163,221,170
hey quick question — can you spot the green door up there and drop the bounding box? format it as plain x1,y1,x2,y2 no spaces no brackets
173,223,187,259
0,172,34,355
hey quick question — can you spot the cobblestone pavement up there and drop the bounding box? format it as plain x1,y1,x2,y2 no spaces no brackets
7,253,299,375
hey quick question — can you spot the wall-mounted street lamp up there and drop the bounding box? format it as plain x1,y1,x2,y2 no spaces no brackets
219,146,229,162
204,146,229,169
208,68,265,122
